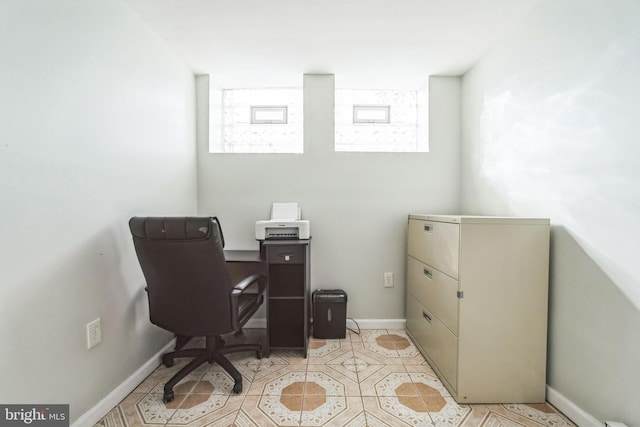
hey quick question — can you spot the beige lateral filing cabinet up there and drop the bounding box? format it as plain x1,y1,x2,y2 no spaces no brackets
406,214,550,404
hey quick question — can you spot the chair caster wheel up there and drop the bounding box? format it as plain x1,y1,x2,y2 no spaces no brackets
232,381,242,394
162,355,175,368
256,350,263,360
163,390,174,403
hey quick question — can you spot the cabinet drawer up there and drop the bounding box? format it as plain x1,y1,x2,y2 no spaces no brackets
407,219,459,279
407,256,459,335
406,293,458,391
267,245,306,264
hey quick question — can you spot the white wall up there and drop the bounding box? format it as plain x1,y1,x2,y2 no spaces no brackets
197,75,461,320
461,0,640,424
0,0,196,422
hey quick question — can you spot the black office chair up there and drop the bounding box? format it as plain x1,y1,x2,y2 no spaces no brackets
129,216,266,403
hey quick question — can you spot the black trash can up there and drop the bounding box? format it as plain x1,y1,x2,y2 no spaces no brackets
312,289,348,339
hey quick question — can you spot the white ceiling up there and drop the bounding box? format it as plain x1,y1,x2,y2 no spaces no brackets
126,0,543,89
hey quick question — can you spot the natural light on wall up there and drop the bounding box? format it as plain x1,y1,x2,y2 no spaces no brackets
209,88,303,153
335,89,429,152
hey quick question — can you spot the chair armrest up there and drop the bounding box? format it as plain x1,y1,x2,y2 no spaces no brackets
231,273,267,296
230,274,267,331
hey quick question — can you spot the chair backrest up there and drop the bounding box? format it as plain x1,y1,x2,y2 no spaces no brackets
129,216,234,337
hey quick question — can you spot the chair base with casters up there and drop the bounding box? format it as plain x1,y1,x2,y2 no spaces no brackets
128,217,268,404
160,334,263,403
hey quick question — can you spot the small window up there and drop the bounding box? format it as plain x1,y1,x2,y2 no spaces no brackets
251,106,288,124
335,89,428,153
210,88,302,153
353,105,390,123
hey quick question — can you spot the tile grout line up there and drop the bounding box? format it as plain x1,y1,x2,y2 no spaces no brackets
95,329,577,427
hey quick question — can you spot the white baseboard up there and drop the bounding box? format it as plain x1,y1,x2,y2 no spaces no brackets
245,318,406,330
72,339,176,427
546,385,601,427
346,318,406,330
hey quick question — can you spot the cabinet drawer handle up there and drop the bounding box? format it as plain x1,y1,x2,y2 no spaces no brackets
423,224,433,232
423,268,433,279
281,254,294,261
422,311,432,323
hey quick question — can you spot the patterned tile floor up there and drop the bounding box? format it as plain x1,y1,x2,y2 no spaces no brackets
95,329,576,427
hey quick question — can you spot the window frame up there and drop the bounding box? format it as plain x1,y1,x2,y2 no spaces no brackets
251,106,288,124
353,105,391,124
209,87,303,154
335,88,428,153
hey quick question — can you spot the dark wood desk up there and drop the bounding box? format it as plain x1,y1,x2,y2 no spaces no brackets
261,239,311,357
224,250,262,263
225,249,265,279
224,242,311,358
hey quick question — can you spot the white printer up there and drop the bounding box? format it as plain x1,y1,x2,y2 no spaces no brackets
255,203,311,240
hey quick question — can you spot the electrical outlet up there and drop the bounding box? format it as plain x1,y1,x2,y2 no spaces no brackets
384,272,394,288
86,318,102,350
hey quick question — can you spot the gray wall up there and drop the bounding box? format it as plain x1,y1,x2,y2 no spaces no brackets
461,0,640,424
197,74,461,321
0,0,197,422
